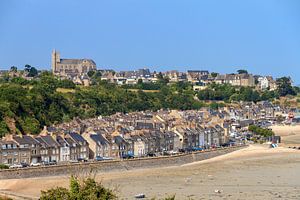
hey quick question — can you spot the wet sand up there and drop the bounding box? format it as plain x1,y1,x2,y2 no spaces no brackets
1,144,300,200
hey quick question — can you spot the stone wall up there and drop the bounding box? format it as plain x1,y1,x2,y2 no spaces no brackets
0,146,245,180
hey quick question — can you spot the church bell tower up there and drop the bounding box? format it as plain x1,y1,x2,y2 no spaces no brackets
51,49,60,73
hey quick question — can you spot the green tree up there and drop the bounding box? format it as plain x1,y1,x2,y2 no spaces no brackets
87,70,95,78
24,64,38,77
157,72,169,85
59,79,76,89
210,72,218,78
276,77,296,96
10,66,17,72
237,69,248,74
40,176,117,200
40,187,70,200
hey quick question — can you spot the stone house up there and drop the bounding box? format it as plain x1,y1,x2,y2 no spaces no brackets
131,135,148,157
12,135,41,164
187,70,209,83
67,132,89,160
82,132,110,159
56,135,70,162
162,131,180,152
196,126,206,148
0,136,30,165
35,135,60,162
215,74,255,87
111,135,128,158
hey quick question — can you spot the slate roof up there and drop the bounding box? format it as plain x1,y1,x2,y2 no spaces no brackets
60,59,96,66
68,132,86,143
90,133,109,145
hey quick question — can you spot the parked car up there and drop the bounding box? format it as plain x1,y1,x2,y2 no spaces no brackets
41,161,50,166
192,147,203,151
95,156,104,161
30,162,41,167
77,158,88,162
184,147,193,153
178,148,185,153
102,157,113,161
49,160,57,165
147,152,157,157
9,164,23,169
20,162,29,168
122,154,134,159
169,150,179,155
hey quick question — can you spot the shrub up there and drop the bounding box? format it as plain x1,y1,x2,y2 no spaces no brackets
40,176,117,200
0,164,9,170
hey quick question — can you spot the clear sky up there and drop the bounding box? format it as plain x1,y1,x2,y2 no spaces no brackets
0,0,300,84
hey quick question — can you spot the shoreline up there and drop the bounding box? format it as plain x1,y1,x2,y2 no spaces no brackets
1,144,300,199
0,146,245,180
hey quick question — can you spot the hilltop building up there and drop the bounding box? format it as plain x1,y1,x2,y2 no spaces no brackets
51,50,96,77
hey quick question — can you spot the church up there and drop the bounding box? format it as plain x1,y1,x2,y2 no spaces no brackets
51,50,96,76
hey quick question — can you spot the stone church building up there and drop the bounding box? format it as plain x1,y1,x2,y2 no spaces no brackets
51,50,96,76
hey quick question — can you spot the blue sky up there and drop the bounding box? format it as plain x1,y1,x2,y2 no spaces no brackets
0,0,300,84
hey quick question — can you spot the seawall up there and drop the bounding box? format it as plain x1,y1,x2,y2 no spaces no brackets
0,146,246,180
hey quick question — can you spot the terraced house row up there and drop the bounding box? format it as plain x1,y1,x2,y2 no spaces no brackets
0,124,225,166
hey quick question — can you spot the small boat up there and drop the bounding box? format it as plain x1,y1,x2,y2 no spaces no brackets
135,193,146,198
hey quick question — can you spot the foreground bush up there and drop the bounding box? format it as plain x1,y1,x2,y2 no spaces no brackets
41,176,177,200
40,176,117,200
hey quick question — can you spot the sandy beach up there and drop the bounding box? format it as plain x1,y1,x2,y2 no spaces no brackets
271,124,300,146
1,144,300,200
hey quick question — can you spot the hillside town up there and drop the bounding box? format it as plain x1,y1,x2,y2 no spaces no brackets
0,50,298,168
0,100,296,168
0,50,281,90
50,50,277,89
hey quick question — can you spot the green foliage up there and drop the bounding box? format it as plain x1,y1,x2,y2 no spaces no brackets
0,121,9,138
197,83,278,102
294,86,300,94
58,79,76,89
248,125,274,137
89,71,102,85
40,187,70,200
10,66,17,72
10,77,30,85
157,72,169,85
24,64,38,77
41,176,117,200
0,164,9,169
276,77,296,96
237,69,248,74
209,102,225,110
87,70,95,78
210,72,218,78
